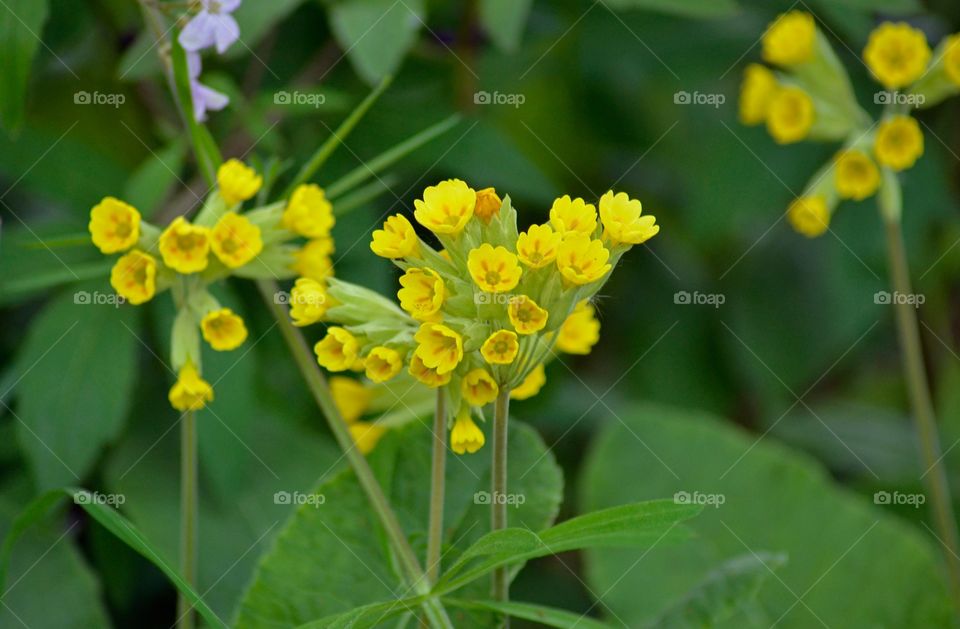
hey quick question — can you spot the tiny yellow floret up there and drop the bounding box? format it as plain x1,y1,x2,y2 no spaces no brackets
461,369,499,406
413,323,463,375
467,244,522,293
599,190,659,246
289,277,331,326
413,179,476,235
549,195,597,236
450,409,485,454
511,364,546,400
864,22,931,90
834,150,880,201
739,63,779,126
555,233,611,285
371,214,419,258
398,268,445,321
762,11,816,67
481,330,519,365
508,296,548,335
408,354,452,387
293,238,335,282
159,216,211,274
874,115,923,171
474,187,502,223
314,326,359,372
365,346,403,383
89,197,141,254
766,86,815,145
283,184,335,238
516,224,562,269
557,300,600,355
201,308,247,351
330,376,371,423
217,159,262,205
787,195,830,238
349,422,386,454
169,361,214,411
110,250,157,305
210,212,263,268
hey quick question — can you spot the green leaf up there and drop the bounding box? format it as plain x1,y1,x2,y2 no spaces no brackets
580,404,953,627
234,420,563,628
0,0,50,130
601,0,739,18
13,285,138,488
296,596,427,629
444,598,612,629
479,0,533,52
328,0,425,85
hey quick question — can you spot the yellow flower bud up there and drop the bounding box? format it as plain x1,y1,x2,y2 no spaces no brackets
169,361,214,412
461,368,499,406
413,179,476,235
110,250,157,305
217,159,262,205
371,214,419,258
201,308,248,351
557,300,600,355
549,195,597,236
481,330,519,365
874,115,923,171
599,190,659,246
787,195,830,238
834,150,880,201
283,184,334,238
293,238,335,283
766,86,815,145
474,187,502,223
364,346,403,383
511,363,546,400
89,197,140,254
314,326,359,372
210,212,262,268
450,408,485,454
864,22,931,90
762,11,816,67
159,217,211,274
739,63,778,126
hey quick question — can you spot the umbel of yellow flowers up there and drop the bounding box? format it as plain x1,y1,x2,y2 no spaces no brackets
89,159,338,411
291,179,657,456
739,12,957,237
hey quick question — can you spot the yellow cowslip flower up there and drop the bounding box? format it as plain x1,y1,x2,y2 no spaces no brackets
787,196,830,238
511,364,546,400
557,300,600,355
874,115,923,171
555,233,611,285
762,11,816,67
217,159,262,205
159,217,211,274
201,308,247,351
89,197,140,254
364,346,403,383
450,409,485,454
349,422,386,455
508,296,548,335
110,250,157,305
516,224,561,269
461,368,499,406
330,376,371,423
283,184,335,238
398,268,445,321
314,326,359,372
834,150,880,201
766,86,814,145
290,277,331,326
409,354,452,387
467,244,522,293
371,214,419,258
549,195,597,236
864,22,931,90
474,187,502,223
413,323,463,375
292,238,335,282
739,63,778,126
413,179,476,235
481,330,519,365
945,34,960,86
168,360,214,412
210,212,262,268
599,191,659,246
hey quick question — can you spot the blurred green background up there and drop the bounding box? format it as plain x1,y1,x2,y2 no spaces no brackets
4,0,960,626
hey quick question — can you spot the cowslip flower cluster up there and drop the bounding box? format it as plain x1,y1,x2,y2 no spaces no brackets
178,0,242,120
740,12,959,237
89,159,337,411
292,180,657,455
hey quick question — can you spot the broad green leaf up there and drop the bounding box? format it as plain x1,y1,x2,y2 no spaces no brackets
234,420,563,628
601,0,738,19
297,596,427,629
444,598,612,629
13,285,137,488
580,404,952,627
479,0,533,52
328,0,425,85
0,0,50,130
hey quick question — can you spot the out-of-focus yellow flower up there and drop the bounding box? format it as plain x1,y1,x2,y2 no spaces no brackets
468,244,522,293
516,224,561,269
739,63,779,126
474,187,502,223
217,159,262,205
461,368,499,406
508,296,548,335
413,323,463,375
557,300,600,354
766,86,815,145
762,11,816,67
283,184,334,238
314,326,358,372
110,250,157,305
599,191,659,246
330,376,371,423
874,115,923,171
481,330,519,365
398,268,445,321
201,308,247,351
944,34,960,86
787,195,830,238
549,195,597,236
349,422,386,454
210,212,262,268
864,22,931,90
511,364,546,400
292,238,335,282
409,354,452,387
169,360,214,411
364,346,403,383
450,409,485,454
290,277,331,326
89,197,140,254
371,214,419,258
413,179,475,235
555,233,611,285
834,150,880,201
159,217,211,273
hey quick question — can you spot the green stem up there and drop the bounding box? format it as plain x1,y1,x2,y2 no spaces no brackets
880,176,960,614
256,280,453,628
177,410,198,629
426,390,447,584
491,388,510,625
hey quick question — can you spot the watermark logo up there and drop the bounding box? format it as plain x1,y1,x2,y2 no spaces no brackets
874,290,924,307
475,292,527,306
74,491,125,507
674,90,725,108
474,491,526,507
673,490,725,508
874,91,925,107
74,90,125,108
274,90,326,108
274,291,327,307
474,90,525,108
274,491,326,508
874,490,925,508
674,290,725,308
74,291,125,307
